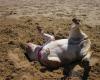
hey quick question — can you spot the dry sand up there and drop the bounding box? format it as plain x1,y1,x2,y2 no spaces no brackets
0,0,100,80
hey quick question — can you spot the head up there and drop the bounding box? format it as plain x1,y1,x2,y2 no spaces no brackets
68,18,82,38
25,43,38,62
72,18,80,24
70,18,81,31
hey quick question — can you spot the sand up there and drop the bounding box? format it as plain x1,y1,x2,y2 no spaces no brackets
0,0,100,80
